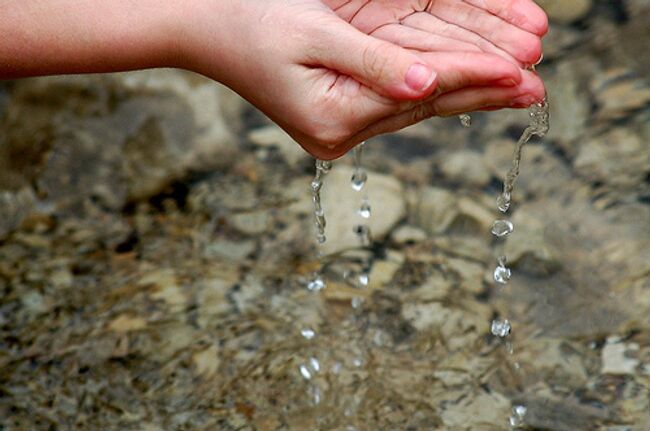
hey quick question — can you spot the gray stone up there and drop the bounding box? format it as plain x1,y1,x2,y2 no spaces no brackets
248,125,309,167
536,0,593,24
319,166,406,254
439,150,491,187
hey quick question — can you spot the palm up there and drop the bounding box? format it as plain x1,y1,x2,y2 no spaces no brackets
324,0,547,66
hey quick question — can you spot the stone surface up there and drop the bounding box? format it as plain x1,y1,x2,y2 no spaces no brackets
536,0,593,24
319,166,406,254
439,150,492,187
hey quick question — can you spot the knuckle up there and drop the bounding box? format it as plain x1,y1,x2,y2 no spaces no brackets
362,42,392,82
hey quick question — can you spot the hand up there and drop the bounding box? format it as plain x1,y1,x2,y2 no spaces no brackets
324,0,548,67
181,0,545,160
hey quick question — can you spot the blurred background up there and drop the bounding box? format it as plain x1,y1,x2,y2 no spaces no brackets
1,1,649,430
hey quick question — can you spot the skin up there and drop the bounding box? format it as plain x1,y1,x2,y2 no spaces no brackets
0,0,547,160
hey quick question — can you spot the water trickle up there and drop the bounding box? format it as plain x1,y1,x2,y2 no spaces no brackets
459,114,472,127
491,220,514,237
498,96,549,212
494,256,512,285
311,159,332,243
358,273,369,287
491,319,511,338
350,143,368,192
509,405,527,428
309,357,321,373
301,328,316,340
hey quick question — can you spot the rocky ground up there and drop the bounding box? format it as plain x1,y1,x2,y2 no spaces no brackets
1,1,649,430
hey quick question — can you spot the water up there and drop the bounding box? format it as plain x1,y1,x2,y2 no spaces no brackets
508,405,527,429
301,328,316,340
491,220,514,237
494,257,512,285
311,159,332,243
307,276,326,292
497,96,550,212
491,319,512,337
358,201,371,219
459,114,472,127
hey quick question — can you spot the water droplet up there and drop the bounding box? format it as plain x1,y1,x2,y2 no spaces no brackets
509,405,527,428
316,233,326,244
300,328,315,339
497,193,511,213
353,225,370,241
299,364,312,380
351,297,363,309
491,319,511,338
358,202,371,218
309,357,320,373
310,385,322,405
331,361,342,374
351,171,368,192
494,262,512,285
352,357,363,367
307,276,326,292
310,180,322,193
459,114,472,127
358,273,369,287
491,220,514,237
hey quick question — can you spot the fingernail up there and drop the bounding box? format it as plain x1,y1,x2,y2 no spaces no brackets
405,63,436,92
494,78,518,87
510,95,536,107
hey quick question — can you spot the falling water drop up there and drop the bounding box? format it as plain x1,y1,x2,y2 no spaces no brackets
351,171,367,192
494,257,512,285
358,273,369,287
300,328,316,340
299,364,312,380
509,405,527,428
358,202,371,219
459,114,472,127
309,357,320,373
491,220,514,237
491,319,511,338
307,276,326,292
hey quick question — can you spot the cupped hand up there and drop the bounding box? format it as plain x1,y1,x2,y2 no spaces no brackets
180,0,545,160
324,0,548,66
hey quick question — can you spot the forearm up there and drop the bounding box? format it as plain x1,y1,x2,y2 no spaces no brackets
0,0,188,79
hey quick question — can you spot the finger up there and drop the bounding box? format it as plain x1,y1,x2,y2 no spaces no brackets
402,12,521,66
371,23,484,54
308,17,439,101
462,0,549,36
425,1,543,64
343,71,545,151
416,51,522,93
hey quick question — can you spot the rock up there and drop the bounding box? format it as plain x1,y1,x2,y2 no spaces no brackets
504,205,563,277
439,150,491,187
536,0,593,24
108,315,147,333
591,68,650,120
141,269,187,312
248,125,309,167
415,186,493,237
229,211,270,236
192,345,220,378
601,337,640,375
544,58,594,151
197,277,235,328
319,166,406,254
439,390,511,431
542,24,582,60
574,127,650,190
390,225,428,244
0,187,35,240
203,239,256,261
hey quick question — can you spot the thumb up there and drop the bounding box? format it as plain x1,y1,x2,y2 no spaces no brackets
313,21,438,100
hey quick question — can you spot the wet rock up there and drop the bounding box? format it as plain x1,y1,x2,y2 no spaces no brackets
0,187,35,240
591,68,650,120
574,127,650,190
203,239,256,261
536,0,593,24
192,345,221,378
519,396,613,431
415,187,493,237
248,125,309,167
601,337,640,375
319,166,406,254
229,211,271,236
390,225,428,244
439,390,511,431
439,150,491,187
504,205,563,277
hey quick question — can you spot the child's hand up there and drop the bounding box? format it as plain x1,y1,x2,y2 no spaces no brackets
324,0,548,67
181,0,545,159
